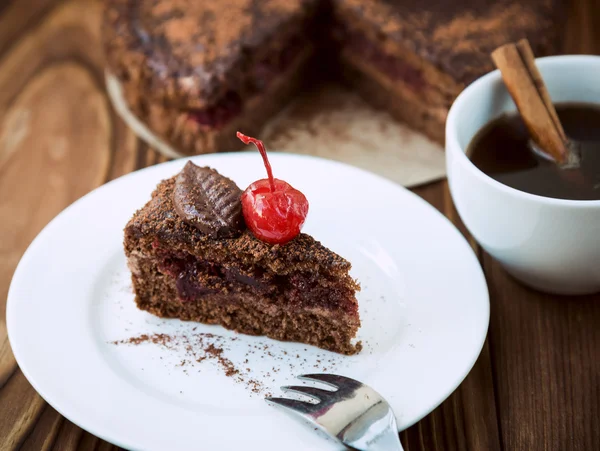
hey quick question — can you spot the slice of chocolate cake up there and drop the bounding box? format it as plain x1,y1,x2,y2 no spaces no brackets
124,162,361,355
103,0,321,155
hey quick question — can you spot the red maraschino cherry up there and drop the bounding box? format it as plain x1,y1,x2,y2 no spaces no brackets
236,131,309,244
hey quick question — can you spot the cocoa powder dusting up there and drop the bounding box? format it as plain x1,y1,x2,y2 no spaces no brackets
143,0,303,68
111,333,172,346
110,331,350,397
339,0,561,84
205,343,239,377
111,332,267,393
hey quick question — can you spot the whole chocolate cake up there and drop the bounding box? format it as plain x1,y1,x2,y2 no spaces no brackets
124,156,362,355
103,0,565,152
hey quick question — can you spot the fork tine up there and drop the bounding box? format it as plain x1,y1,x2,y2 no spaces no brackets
281,385,332,401
265,396,315,414
298,373,361,390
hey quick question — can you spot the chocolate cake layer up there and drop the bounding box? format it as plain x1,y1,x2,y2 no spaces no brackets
131,255,360,354
331,17,461,108
124,177,361,355
118,45,314,155
104,0,319,154
331,0,565,142
333,0,566,86
103,0,320,109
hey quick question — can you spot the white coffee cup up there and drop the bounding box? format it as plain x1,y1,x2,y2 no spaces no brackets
446,56,600,295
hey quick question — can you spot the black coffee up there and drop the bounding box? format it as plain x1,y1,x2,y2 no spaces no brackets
467,103,600,200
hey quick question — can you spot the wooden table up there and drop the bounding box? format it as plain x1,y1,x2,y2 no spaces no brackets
1,1,599,450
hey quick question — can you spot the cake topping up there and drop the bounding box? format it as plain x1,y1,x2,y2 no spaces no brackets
237,132,309,245
172,162,244,238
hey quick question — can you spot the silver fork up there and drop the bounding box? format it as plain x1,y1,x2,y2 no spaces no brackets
266,374,404,451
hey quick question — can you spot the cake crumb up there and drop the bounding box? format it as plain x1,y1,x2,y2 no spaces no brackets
110,332,269,394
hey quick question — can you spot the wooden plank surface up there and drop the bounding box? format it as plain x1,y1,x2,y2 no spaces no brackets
0,0,598,450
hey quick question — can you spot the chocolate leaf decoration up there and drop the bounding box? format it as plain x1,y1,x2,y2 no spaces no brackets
172,162,244,238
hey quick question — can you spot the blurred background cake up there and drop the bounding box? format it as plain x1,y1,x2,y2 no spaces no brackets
103,0,565,155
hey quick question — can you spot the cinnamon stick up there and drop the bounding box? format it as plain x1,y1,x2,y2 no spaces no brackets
491,39,572,165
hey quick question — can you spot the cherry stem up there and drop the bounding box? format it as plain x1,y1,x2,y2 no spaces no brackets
237,131,276,192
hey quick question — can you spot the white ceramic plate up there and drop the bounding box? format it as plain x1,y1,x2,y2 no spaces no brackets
7,153,488,451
